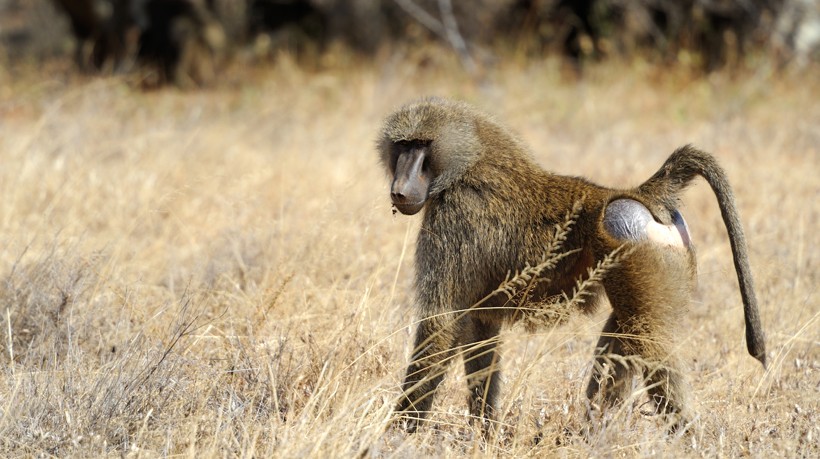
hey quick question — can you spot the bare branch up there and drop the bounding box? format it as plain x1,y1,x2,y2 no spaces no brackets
393,0,446,37
393,0,478,74
438,0,477,74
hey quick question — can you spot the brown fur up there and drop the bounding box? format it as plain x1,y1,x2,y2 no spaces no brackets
378,98,765,432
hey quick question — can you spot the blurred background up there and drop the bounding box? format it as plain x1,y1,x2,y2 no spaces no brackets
1,0,818,86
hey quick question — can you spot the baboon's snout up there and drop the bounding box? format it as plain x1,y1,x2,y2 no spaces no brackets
390,147,430,215
390,179,426,215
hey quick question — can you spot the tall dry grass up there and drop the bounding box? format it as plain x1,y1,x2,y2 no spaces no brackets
0,52,817,457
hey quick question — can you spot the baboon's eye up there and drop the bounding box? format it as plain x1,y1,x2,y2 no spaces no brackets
399,139,431,149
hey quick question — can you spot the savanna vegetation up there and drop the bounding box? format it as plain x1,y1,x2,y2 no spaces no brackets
0,1,817,457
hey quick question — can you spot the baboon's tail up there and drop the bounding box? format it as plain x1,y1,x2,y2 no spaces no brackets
639,145,767,367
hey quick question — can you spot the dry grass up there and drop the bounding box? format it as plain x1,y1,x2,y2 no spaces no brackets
0,51,817,457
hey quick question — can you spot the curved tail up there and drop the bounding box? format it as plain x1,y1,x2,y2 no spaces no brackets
640,145,766,367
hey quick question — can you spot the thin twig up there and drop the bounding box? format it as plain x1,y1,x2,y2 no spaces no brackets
393,0,478,74
438,0,477,74
393,0,445,36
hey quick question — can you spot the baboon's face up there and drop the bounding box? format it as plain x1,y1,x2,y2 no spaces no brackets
388,140,432,215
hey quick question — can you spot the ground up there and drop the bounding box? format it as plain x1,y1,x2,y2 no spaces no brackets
0,51,817,457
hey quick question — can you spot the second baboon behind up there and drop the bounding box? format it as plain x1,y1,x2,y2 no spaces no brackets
378,98,765,432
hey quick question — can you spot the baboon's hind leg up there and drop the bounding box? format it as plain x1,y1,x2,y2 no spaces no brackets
595,242,695,428
592,199,697,428
586,312,635,408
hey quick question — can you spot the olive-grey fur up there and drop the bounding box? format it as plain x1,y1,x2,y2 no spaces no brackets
378,97,765,433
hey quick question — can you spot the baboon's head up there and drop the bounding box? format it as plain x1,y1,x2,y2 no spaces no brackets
378,98,483,215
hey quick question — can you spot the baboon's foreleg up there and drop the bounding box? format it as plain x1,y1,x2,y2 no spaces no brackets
395,315,461,432
462,317,502,426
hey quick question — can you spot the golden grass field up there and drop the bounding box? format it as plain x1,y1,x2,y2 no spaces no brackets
0,51,817,457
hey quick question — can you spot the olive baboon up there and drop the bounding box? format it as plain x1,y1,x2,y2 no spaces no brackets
378,98,765,432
